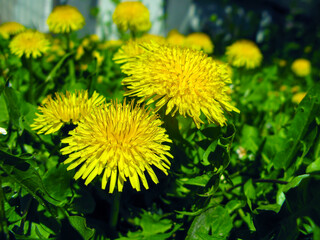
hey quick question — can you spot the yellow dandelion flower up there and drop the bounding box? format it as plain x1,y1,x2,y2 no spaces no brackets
31,90,105,135
279,85,288,92
291,85,300,93
113,35,166,64
47,5,85,33
184,32,214,54
139,34,166,44
75,45,85,60
113,39,143,64
291,58,311,77
214,59,233,78
292,92,307,104
89,34,99,42
97,75,104,83
226,40,262,69
167,29,185,46
278,59,287,67
60,99,172,193
9,30,50,59
0,22,25,39
80,64,88,71
81,38,90,48
93,51,104,66
120,42,239,128
112,1,151,32
98,39,123,50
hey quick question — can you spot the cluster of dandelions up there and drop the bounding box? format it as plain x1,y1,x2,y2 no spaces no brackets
6,4,86,60
30,1,241,194
32,91,173,193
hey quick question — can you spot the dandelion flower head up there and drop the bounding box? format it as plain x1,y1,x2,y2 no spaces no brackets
112,1,151,32
98,39,123,50
140,34,166,44
291,58,311,77
120,42,239,128
113,34,165,64
9,30,50,59
47,5,85,33
60,99,172,193
31,90,105,134
278,59,287,67
167,29,185,46
184,32,214,54
291,85,300,93
214,59,233,79
89,34,99,42
0,22,25,39
292,92,307,104
226,39,262,69
92,50,104,66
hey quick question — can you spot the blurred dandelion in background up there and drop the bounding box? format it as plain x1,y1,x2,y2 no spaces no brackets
292,92,307,104
226,39,262,69
113,34,166,64
184,32,214,54
47,5,85,33
0,22,25,39
291,58,311,77
167,29,185,46
9,30,50,58
112,1,151,33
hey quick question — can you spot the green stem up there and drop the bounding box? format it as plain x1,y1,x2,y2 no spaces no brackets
130,30,136,40
68,59,76,85
25,57,35,104
65,33,76,85
314,128,320,160
109,191,121,232
65,33,71,53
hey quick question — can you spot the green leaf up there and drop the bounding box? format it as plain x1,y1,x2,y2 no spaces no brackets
45,53,72,82
282,174,310,192
117,211,181,240
0,95,9,125
68,216,95,240
71,189,96,214
244,179,256,200
20,101,37,133
139,212,172,235
175,208,208,217
256,204,281,213
0,148,57,216
179,173,211,187
186,206,233,240
225,200,246,214
306,158,320,173
202,141,217,166
3,88,21,129
43,164,73,203
273,85,320,169
201,126,221,139
241,124,260,153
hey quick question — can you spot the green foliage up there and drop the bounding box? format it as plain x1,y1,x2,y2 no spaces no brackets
1,4,320,240
186,206,233,239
